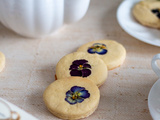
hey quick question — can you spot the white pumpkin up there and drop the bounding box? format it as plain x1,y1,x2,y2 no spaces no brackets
0,0,90,38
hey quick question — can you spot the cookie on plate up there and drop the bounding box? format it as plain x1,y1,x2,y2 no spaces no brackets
43,77,100,120
55,52,108,87
0,51,5,72
77,40,126,70
132,1,160,29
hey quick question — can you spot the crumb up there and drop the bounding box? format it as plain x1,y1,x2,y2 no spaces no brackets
145,98,148,101
138,93,142,96
141,109,149,113
114,73,118,75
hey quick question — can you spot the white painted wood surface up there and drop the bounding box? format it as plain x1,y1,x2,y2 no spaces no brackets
0,0,159,119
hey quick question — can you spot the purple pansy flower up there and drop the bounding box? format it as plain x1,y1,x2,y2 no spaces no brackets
69,59,91,77
65,86,90,105
151,9,160,19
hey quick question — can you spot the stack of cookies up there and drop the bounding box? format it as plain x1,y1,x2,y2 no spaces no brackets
43,40,126,119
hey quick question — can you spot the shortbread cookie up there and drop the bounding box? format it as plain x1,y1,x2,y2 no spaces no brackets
43,77,100,120
77,40,126,70
132,1,160,29
56,52,108,87
0,51,5,72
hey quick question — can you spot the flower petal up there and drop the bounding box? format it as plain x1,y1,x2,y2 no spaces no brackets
96,49,107,55
72,59,88,65
83,64,91,69
72,60,80,65
101,45,107,49
78,90,90,98
93,43,102,46
76,97,84,103
81,69,91,77
78,59,88,65
88,48,96,54
102,44,106,47
157,13,160,19
152,9,159,14
66,90,73,97
69,64,78,70
71,86,84,93
65,96,77,105
70,69,82,77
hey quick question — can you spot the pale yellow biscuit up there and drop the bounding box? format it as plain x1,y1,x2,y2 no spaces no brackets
0,51,5,72
43,77,100,120
132,1,160,29
56,52,108,87
77,40,126,70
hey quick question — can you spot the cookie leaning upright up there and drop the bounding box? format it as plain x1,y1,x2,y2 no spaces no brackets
56,52,108,87
43,77,100,119
132,1,160,29
0,51,5,72
77,40,126,70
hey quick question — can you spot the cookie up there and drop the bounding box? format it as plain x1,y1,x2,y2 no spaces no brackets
77,40,126,70
0,51,5,72
132,1,160,29
43,77,100,119
55,52,108,87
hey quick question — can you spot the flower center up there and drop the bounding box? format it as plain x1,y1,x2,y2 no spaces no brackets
95,46,101,49
72,92,79,100
95,46,102,52
78,65,83,70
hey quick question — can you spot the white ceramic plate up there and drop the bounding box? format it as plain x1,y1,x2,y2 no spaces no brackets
0,98,39,120
117,0,160,47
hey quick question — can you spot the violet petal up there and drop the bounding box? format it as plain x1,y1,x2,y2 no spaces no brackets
81,69,91,77
69,64,78,70
71,86,84,93
70,69,82,77
83,64,91,69
73,59,88,65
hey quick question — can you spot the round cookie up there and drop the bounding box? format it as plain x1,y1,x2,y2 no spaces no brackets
43,77,100,120
56,52,108,87
0,51,5,72
77,40,126,70
132,1,160,29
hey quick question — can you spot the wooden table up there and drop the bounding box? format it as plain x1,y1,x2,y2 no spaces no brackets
0,0,159,119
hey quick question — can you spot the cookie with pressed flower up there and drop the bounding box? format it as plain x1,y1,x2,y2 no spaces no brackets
77,40,126,70
43,77,100,120
132,1,160,29
55,52,108,87
0,51,5,72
